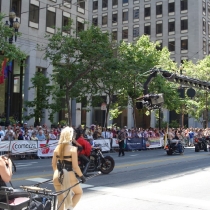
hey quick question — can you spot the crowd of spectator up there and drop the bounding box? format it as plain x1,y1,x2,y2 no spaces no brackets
0,123,62,141
0,122,210,147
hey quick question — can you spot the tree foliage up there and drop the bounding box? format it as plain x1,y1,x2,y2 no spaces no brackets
41,22,114,126
24,72,53,126
0,14,26,64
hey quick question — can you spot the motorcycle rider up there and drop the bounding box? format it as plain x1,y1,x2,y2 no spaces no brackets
168,129,183,155
75,130,91,176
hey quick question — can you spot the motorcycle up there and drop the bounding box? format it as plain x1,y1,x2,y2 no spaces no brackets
165,140,184,155
194,137,208,152
79,148,115,174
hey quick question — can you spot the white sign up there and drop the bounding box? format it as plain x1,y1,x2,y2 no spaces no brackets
93,139,110,152
37,140,58,157
10,140,37,154
101,103,107,110
112,138,119,148
0,141,10,152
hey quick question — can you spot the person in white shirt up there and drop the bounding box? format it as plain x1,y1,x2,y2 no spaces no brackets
5,125,14,136
28,126,34,137
49,130,57,140
101,128,110,139
0,126,5,140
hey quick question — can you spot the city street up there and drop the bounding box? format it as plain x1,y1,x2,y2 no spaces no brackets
11,148,210,210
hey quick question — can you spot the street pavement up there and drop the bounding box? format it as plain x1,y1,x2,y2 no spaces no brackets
10,147,210,210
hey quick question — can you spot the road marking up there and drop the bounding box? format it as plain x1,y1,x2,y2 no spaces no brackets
26,177,93,189
12,153,208,181
26,178,51,183
16,164,32,167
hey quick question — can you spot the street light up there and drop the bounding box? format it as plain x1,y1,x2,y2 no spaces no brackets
5,11,20,126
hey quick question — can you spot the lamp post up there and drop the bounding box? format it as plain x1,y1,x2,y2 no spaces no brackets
179,65,184,128
5,11,20,126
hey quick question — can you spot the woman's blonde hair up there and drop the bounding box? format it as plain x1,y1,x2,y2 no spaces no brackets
58,126,74,160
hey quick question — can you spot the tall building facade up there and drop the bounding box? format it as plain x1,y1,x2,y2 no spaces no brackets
0,0,88,126
87,0,210,128
0,0,209,128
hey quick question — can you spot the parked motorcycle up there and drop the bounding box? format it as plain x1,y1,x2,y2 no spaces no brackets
194,137,208,152
79,148,115,174
165,140,184,155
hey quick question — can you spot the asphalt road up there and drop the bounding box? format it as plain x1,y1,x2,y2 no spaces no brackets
10,147,210,210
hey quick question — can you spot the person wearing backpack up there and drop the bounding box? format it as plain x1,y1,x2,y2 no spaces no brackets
76,130,91,176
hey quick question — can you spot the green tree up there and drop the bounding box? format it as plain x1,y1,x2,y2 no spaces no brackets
0,14,26,64
183,56,210,126
41,23,113,126
24,72,53,126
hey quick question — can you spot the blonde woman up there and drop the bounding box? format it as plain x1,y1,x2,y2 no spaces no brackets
52,126,86,210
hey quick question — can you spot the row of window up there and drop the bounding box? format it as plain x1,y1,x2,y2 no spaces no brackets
93,17,188,36
93,0,188,17
0,0,85,34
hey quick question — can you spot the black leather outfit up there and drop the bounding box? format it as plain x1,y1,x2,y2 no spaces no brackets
56,156,73,172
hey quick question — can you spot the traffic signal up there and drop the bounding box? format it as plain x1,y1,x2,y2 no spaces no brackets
136,93,164,110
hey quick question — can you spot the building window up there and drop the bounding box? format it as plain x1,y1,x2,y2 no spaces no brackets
208,3,210,19
134,0,139,4
112,30,117,40
93,0,98,11
46,7,56,33
208,22,210,37
181,57,188,64
144,23,151,35
168,19,175,35
203,38,207,54
144,5,151,20
156,2,162,17
168,0,175,15
181,17,188,32
203,18,206,34
181,37,188,52
113,0,118,8
133,7,139,21
102,13,108,26
10,0,22,18
77,17,84,33
112,12,118,25
168,38,175,53
62,12,70,33
63,0,71,8
123,0,128,6
102,0,108,10
133,25,139,39
122,9,128,23
29,0,39,29
156,40,162,51
156,21,162,36
203,0,206,15
208,41,210,54
92,15,98,26
181,0,188,12
122,27,128,40
77,0,85,14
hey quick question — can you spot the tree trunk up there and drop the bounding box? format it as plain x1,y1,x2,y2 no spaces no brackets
66,88,72,126
132,98,136,128
105,103,110,128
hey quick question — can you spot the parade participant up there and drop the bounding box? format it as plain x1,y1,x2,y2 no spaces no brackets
52,126,86,210
76,130,91,176
118,128,126,157
0,155,12,186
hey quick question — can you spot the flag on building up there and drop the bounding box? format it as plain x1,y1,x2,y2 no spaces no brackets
0,58,7,84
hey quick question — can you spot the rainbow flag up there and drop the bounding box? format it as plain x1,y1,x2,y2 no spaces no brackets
0,58,7,84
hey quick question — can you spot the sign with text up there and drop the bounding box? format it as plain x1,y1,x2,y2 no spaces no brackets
146,137,162,148
93,139,110,152
37,140,58,157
